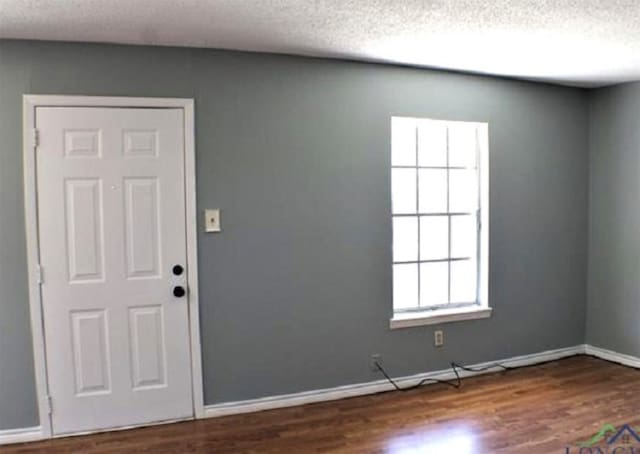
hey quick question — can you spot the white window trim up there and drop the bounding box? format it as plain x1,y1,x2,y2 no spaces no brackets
390,306,492,329
390,118,490,328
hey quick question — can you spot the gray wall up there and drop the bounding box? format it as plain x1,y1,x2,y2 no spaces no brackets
587,82,640,353
0,39,589,431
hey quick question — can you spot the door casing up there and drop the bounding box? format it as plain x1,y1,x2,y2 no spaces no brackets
23,95,204,439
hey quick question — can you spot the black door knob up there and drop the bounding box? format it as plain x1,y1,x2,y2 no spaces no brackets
172,265,184,276
173,286,186,298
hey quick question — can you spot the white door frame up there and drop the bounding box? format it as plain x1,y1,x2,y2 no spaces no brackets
22,95,205,439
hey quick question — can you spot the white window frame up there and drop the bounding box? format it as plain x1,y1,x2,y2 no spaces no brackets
389,117,490,329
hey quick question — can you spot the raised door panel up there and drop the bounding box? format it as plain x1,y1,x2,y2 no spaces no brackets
64,178,105,283
71,310,112,396
124,178,161,279
129,306,167,390
64,129,101,158
123,130,158,158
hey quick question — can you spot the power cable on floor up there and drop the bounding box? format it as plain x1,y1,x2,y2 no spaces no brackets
374,360,511,392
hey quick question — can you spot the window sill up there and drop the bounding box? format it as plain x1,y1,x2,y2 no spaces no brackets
390,306,492,329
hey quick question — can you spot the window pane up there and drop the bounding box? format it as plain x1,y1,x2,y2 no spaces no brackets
418,169,447,213
448,123,477,168
450,259,477,303
420,262,449,307
449,169,478,212
451,215,477,259
418,121,447,167
420,216,449,260
393,264,419,310
391,117,416,166
392,168,417,214
393,217,418,262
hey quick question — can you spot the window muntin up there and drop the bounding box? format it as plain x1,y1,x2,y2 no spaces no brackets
391,117,488,313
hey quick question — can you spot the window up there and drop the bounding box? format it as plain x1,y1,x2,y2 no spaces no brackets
390,117,490,328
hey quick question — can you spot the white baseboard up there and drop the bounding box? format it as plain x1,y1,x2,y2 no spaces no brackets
204,344,587,418
585,344,640,368
0,426,43,445
6,343,636,445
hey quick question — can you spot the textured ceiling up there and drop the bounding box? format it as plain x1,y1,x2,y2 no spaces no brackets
1,0,639,87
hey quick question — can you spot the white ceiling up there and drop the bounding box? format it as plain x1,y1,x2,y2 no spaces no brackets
1,0,639,88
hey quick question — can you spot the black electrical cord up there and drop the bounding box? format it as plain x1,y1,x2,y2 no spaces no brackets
374,361,461,391
450,361,511,373
374,360,511,392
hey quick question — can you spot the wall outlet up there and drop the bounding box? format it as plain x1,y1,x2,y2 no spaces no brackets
434,330,444,347
370,354,382,371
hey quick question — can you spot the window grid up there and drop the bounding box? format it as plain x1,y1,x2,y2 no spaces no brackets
415,127,421,309
392,120,482,312
474,126,482,305
446,126,451,306
394,257,471,265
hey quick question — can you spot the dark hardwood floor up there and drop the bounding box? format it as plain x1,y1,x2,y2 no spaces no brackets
3,355,639,453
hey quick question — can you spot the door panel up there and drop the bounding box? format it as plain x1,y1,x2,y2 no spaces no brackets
64,178,105,282
70,309,111,396
129,305,167,390
124,177,161,278
36,107,193,435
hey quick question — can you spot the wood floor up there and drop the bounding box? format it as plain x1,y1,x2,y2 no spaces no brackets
3,355,640,453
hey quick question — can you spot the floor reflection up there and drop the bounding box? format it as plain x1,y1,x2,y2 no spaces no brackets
385,422,481,454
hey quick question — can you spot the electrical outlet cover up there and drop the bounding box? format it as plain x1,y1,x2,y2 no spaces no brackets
370,354,382,371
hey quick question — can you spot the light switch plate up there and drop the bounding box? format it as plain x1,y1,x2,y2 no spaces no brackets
205,209,221,232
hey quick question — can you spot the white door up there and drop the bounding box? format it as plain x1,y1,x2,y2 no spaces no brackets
36,107,193,435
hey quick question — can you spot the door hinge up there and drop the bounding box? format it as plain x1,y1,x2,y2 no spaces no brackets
46,395,53,415
35,264,44,285
32,128,39,148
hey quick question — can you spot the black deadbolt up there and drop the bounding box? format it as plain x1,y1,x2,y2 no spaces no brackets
172,264,184,276
173,286,186,298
